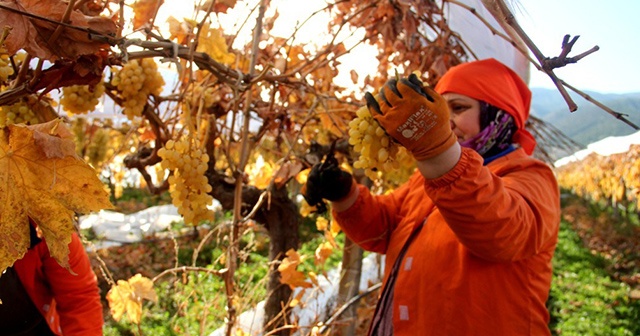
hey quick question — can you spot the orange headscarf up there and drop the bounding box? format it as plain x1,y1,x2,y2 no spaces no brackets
434,58,536,155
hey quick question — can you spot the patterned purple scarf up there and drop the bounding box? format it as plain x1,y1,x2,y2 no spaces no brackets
459,102,517,158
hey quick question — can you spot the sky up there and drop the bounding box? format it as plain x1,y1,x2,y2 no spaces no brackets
156,0,640,95
515,0,640,94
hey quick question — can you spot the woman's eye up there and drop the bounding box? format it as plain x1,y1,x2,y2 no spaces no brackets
450,104,468,114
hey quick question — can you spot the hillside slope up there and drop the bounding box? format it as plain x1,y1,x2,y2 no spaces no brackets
531,88,640,146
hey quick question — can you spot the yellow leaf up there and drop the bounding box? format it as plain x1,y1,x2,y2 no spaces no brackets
307,271,319,287
318,108,348,138
0,120,113,273
299,200,314,218
106,274,157,324
289,288,306,308
295,168,309,185
196,23,236,65
329,216,341,237
128,274,158,303
197,0,237,13
251,160,273,190
314,241,334,266
132,0,163,30
106,280,141,324
167,16,194,45
315,216,328,231
278,249,312,289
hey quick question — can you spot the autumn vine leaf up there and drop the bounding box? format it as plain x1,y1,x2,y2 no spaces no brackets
106,274,158,324
0,119,113,274
0,0,117,60
278,249,312,290
132,0,163,30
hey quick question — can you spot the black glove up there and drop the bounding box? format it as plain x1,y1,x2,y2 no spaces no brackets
302,154,353,213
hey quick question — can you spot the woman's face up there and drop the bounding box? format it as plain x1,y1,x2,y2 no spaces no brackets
442,93,481,142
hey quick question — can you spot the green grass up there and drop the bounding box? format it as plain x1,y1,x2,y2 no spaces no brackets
548,221,640,336
102,223,345,335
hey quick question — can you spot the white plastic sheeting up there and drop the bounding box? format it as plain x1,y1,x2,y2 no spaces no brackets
79,204,182,249
554,130,640,167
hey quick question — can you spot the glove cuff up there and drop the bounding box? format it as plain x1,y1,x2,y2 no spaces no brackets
412,130,458,161
333,178,358,203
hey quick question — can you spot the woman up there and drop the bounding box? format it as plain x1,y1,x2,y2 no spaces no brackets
0,221,104,335
303,58,560,335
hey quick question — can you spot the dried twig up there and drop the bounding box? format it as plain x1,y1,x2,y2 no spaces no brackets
542,34,600,71
319,282,383,334
152,266,227,283
561,80,639,130
490,0,581,111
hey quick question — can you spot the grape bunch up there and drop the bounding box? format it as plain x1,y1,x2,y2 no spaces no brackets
348,104,413,180
0,49,14,84
158,139,214,225
0,48,26,85
182,85,221,125
0,99,39,127
60,81,106,115
110,59,164,120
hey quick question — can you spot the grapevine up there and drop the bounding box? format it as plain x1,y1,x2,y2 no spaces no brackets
348,104,413,180
110,59,165,120
157,138,215,225
60,81,106,115
556,145,640,210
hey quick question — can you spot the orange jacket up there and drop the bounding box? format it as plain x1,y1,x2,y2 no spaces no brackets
333,147,560,335
14,232,104,335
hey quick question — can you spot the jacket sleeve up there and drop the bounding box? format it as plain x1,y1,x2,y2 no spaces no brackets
332,172,420,254
42,232,104,335
424,147,560,262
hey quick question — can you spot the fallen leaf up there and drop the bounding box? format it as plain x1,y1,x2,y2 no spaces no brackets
0,120,113,273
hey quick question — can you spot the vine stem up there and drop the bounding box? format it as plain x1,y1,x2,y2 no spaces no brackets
490,0,578,111
226,1,267,335
151,266,227,283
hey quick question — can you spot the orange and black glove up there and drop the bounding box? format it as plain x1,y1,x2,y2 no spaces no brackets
302,153,353,214
365,74,457,161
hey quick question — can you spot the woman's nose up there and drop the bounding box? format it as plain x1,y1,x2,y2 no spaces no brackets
449,119,455,130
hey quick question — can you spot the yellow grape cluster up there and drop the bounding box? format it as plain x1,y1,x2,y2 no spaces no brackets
85,128,110,168
158,139,214,225
348,104,413,180
0,48,26,85
182,85,221,125
188,86,221,108
60,81,105,115
110,59,164,120
0,99,39,127
0,50,13,83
